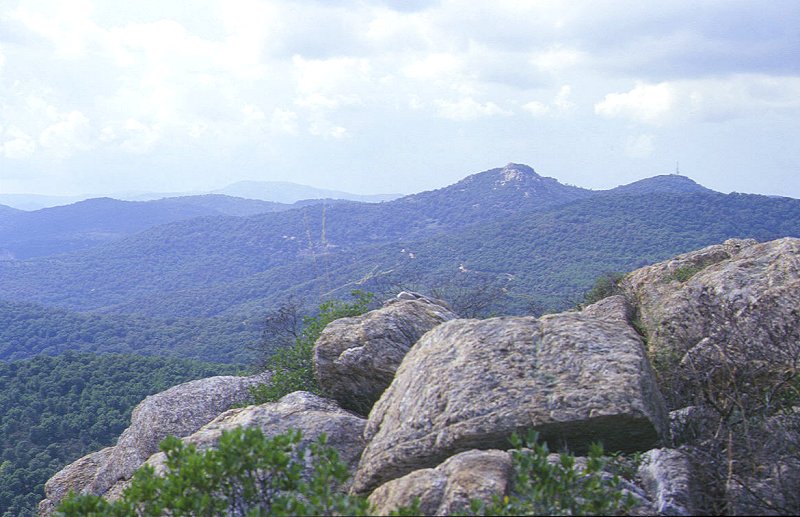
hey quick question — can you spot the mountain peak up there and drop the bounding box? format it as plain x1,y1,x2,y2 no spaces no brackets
610,174,715,196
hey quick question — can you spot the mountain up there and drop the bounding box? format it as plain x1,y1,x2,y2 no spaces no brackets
0,164,797,328
0,194,86,211
0,195,291,260
606,174,715,195
213,181,401,204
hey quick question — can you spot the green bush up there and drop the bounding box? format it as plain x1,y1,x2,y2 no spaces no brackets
56,428,371,517
580,272,626,308
248,291,374,404
468,431,637,516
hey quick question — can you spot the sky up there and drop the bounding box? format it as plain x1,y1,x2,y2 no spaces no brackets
0,0,799,198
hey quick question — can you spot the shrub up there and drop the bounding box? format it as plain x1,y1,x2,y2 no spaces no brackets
468,431,637,516
580,272,626,308
248,291,373,404
56,427,371,517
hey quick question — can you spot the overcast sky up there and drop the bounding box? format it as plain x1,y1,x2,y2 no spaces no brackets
1,0,798,198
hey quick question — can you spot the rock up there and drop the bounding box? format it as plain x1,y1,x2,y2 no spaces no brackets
351,312,669,494
39,373,268,512
107,391,367,498
313,296,456,414
38,447,114,515
368,449,512,516
669,406,717,445
621,237,800,408
637,448,695,516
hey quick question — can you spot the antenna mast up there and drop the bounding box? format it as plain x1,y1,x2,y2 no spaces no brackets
676,161,680,175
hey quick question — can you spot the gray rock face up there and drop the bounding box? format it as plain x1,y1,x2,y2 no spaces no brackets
351,311,668,494
314,295,456,414
637,448,695,516
39,373,268,512
106,391,367,498
368,449,512,516
145,391,365,477
622,238,800,407
38,447,114,516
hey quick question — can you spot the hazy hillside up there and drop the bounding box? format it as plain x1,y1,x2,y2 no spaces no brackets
0,195,289,259
213,180,400,204
1,174,798,323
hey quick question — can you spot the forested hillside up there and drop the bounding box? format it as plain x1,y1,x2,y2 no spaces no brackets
0,352,241,517
0,300,258,363
0,195,290,259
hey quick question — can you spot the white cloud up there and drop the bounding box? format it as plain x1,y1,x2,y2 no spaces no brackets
1,126,37,159
596,75,800,125
12,0,99,58
270,108,298,135
595,82,675,124
522,101,550,117
39,110,91,155
435,97,512,121
522,85,575,117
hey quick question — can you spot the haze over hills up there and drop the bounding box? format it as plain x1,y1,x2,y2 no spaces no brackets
0,180,402,211
0,195,293,260
2,163,800,365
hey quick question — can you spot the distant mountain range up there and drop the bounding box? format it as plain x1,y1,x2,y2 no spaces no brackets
0,180,402,211
1,163,798,363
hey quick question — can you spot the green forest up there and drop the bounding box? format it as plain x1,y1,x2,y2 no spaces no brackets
0,352,241,517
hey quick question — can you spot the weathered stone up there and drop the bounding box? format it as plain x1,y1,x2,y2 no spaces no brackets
621,238,800,407
314,295,456,414
38,372,268,513
89,373,269,495
637,448,695,516
352,312,668,493
38,447,114,515
669,406,717,445
106,391,367,498
368,449,512,516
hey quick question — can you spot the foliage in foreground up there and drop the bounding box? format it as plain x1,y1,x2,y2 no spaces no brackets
468,431,637,516
248,290,374,404
57,427,371,517
58,427,637,517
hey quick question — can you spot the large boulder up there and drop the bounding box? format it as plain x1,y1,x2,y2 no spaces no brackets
105,391,367,498
621,237,800,407
368,449,512,516
39,373,268,512
314,293,456,414
351,309,669,494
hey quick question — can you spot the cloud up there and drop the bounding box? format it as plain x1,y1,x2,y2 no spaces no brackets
523,85,576,117
595,82,675,124
435,97,512,121
39,109,91,155
1,126,36,159
595,75,800,125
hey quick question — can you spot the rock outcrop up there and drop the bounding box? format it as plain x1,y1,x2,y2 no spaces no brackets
107,391,367,497
368,449,512,516
622,237,800,407
40,238,800,516
314,293,456,414
351,309,669,494
39,373,268,512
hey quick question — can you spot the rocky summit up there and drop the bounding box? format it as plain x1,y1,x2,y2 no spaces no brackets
40,237,800,516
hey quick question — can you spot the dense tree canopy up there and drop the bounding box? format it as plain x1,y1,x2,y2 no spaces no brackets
0,352,241,517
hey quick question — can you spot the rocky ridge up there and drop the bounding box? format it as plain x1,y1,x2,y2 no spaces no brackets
40,238,800,515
